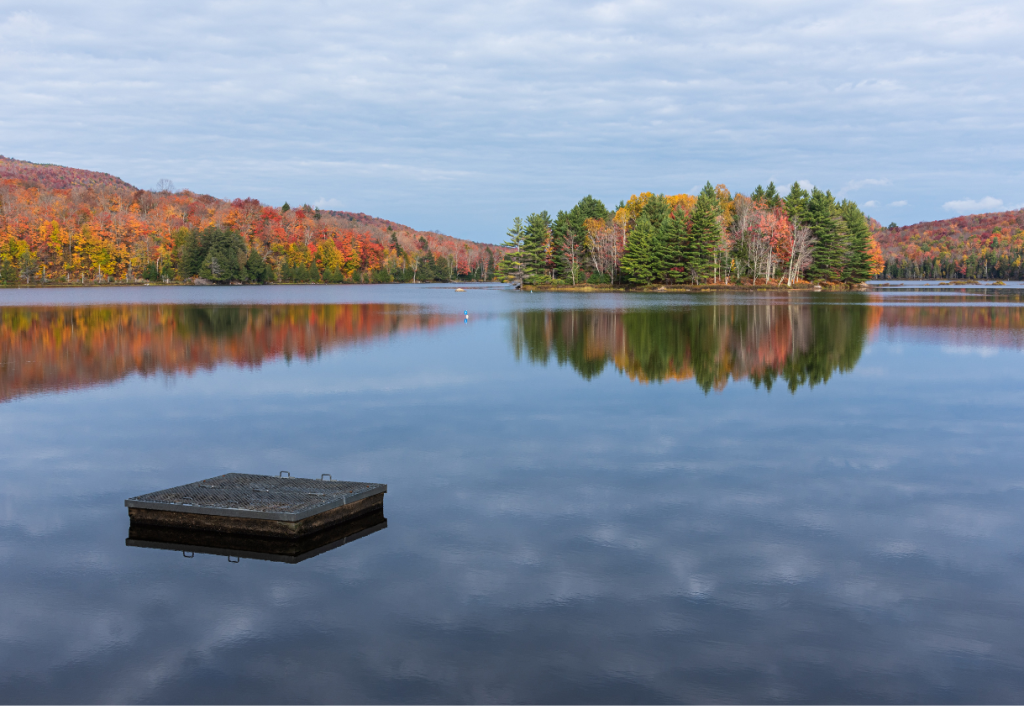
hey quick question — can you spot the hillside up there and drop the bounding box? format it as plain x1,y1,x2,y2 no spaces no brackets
0,155,136,191
0,156,506,285
874,209,1024,279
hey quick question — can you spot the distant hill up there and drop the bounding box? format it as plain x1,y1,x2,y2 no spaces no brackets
0,155,136,191
0,156,506,285
0,155,472,246
874,210,1024,280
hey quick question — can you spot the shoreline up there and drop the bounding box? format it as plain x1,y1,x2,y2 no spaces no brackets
521,282,860,293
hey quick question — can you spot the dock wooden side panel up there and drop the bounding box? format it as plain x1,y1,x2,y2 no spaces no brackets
127,492,385,538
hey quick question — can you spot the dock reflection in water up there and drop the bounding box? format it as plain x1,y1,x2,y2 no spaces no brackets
126,508,388,564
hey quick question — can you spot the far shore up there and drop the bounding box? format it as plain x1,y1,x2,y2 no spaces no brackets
521,281,861,293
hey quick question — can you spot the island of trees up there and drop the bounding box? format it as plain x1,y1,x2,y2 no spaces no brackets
498,182,885,288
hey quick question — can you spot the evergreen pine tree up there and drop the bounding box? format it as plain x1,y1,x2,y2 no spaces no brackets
419,250,437,282
661,209,689,283
686,182,723,284
641,195,672,281
785,182,810,226
764,182,782,208
245,249,271,283
497,217,526,284
839,200,873,283
572,195,609,223
620,215,656,285
804,188,842,282
551,210,571,281
179,229,208,279
197,227,246,283
522,212,550,283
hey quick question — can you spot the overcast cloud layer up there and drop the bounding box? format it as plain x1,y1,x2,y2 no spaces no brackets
1,0,1023,240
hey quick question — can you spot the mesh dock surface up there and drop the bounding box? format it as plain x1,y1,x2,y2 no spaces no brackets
125,473,386,522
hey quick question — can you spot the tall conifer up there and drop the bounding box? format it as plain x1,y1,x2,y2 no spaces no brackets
522,212,551,282
686,183,723,284
840,200,873,283
497,216,527,285
805,189,842,282
785,182,810,226
621,215,656,285
662,208,689,283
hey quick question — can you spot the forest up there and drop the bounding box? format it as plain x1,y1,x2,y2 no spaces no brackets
0,156,505,286
875,210,1024,279
12,154,1023,287
499,182,885,287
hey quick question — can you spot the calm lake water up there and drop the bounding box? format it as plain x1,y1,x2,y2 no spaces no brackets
3,283,1024,703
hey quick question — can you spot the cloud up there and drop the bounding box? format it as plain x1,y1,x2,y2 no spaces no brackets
943,196,1005,214
842,178,890,194
1,1,1024,238
889,200,907,207
863,200,877,207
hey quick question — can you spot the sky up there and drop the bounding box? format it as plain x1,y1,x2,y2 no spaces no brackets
1,0,1022,243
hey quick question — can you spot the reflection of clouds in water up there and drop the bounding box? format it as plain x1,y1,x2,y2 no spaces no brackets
4,323,1024,701
941,345,1000,357
5,467,1024,703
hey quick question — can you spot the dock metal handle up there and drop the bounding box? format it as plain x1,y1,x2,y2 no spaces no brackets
228,556,240,563
279,471,290,478
183,551,194,558
321,474,332,481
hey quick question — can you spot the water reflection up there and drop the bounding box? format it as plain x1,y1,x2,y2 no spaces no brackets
8,297,1024,403
0,303,458,402
873,297,1024,348
4,290,1024,702
511,302,876,392
126,509,387,564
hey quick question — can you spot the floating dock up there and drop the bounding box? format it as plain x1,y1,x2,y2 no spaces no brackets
125,472,387,538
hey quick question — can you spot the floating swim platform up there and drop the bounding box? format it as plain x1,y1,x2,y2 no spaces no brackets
125,472,386,538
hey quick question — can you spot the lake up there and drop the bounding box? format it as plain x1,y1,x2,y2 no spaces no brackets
2,283,1024,703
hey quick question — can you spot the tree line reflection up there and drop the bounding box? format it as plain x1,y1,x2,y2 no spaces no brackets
510,303,878,392
510,297,1024,392
0,303,457,402
3,298,1024,402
